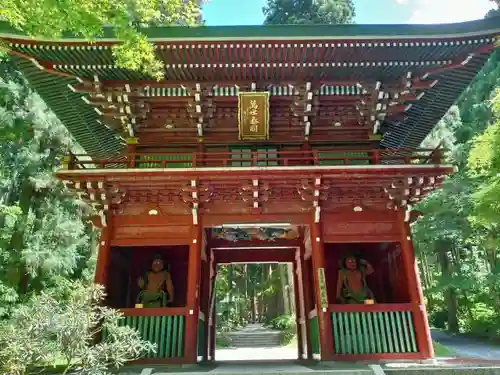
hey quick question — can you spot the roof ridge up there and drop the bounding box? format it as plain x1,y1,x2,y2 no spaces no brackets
1,18,500,43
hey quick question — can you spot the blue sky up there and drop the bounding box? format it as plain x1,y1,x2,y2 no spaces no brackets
202,0,496,26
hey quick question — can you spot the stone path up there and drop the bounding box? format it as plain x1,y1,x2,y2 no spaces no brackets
214,327,500,362
216,323,296,361
216,347,298,361
206,362,315,373
431,329,500,360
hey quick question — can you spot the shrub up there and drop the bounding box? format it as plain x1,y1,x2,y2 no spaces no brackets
266,314,296,331
215,333,232,348
0,282,155,375
266,314,296,345
429,309,448,329
468,303,500,338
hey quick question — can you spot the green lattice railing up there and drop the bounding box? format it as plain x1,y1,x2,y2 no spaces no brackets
66,148,442,169
317,151,370,165
112,314,185,359
137,154,193,168
331,308,417,355
308,313,320,355
229,147,279,167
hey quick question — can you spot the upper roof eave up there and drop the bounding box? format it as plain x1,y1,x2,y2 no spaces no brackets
1,17,500,44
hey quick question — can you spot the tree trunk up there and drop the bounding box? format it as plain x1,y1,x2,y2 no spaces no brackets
228,265,233,305
287,263,295,314
274,264,285,316
250,288,256,323
10,179,35,295
261,263,268,321
280,264,290,315
437,245,459,332
266,264,278,319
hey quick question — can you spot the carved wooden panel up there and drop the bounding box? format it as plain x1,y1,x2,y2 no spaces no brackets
322,210,400,242
117,203,191,216
113,224,190,241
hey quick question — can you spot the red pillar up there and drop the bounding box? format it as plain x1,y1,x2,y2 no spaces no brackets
94,213,112,287
209,249,217,361
185,217,203,363
309,216,334,360
292,258,304,360
209,295,216,361
397,210,434,359
300,243,313,360
200,249,211,361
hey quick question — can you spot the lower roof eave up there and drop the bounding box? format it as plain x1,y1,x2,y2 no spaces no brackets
56,164,457,181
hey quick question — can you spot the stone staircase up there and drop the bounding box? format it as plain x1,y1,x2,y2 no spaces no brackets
226,323,283,348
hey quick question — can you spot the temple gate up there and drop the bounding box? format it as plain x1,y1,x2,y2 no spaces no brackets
1,18,499,363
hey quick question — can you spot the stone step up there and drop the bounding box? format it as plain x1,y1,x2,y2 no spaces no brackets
227,332,282,339
229,339,282,348
230,340,282,346
225,324,283,348
229,338,282,343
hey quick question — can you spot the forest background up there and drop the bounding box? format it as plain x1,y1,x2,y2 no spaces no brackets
0,0,500,369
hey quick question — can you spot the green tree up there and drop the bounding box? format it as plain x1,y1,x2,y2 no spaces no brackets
413,48,500,335
1,0,202,80
0,65,95,315
263,0,355,25
0,282,154,375
468,90,500,232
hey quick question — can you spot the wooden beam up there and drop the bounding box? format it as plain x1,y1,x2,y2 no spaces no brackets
94,213,113,286
74,80,362,91
298,242,313,359
200,249,211,361
309,215,335,360
397,209,434,359
135,130,372,145
214,248,296,263
293,252,304,359
210,238,301,249
184,216,203,363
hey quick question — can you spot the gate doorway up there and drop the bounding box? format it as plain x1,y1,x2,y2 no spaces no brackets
201,224,313,362
213,261,299,361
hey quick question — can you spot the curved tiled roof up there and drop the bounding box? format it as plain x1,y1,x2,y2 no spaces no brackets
1,18,499,155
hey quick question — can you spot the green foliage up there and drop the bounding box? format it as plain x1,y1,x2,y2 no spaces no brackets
1,0,202,80
214,263,295,340
465,303,500,337
215,334,232,348
468,91,500,231
266,315,297,345
0,282,154,375
0,64,96,318
266,314,296,345
266,314,295,331
486,0,500,18
263,0,355,25
413,44,500,336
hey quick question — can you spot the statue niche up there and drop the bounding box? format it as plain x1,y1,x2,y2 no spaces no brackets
336,254,374,304
136,254,174,308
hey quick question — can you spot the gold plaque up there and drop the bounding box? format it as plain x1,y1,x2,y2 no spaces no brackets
238,92,270,140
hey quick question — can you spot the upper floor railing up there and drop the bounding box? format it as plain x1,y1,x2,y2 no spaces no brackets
62,148,445,170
